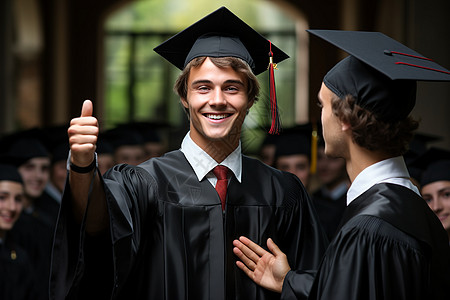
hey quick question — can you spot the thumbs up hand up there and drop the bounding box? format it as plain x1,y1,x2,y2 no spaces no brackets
68,100,99,167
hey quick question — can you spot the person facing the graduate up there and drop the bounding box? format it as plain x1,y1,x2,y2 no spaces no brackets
50,7,328,300
0,164,36,300
233,30,450,299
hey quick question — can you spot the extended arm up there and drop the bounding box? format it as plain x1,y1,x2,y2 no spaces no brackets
68,100,108,234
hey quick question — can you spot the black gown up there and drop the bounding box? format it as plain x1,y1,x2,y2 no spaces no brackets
51,150,328,300
0,236,36,300
311,188,347,240
10,206,55,300
281,183,450,300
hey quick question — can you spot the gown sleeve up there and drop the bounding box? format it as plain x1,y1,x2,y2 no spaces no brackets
50,164,157,300
280,270,316,300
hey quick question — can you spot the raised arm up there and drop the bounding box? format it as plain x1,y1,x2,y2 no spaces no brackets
233,236,291,293
68,100,108,234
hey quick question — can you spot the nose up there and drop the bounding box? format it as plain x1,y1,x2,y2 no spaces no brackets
209,88,227,106
431,197,443,212
4,198,19,211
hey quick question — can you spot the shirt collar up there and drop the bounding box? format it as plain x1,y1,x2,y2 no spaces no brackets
347,156,416,205
180,132,242,182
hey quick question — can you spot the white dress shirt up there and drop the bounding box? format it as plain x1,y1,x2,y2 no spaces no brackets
347,156,420,205
180,132,242,187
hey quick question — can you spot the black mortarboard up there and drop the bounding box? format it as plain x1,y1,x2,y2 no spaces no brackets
405,132,442,164
275,133,311,158
51,142,70,164
102,126,144,151
40,125,70,164
274,124,315,158
154,6,289,75
97,133,115,155
404,132,442,181
0,128,50,167
0,164,23,184
308,30,450,121
6,137,50,167
410,147,450,186
117,122,168,143
154,6,289,134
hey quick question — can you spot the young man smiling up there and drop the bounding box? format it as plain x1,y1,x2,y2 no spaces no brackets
50,7,327,300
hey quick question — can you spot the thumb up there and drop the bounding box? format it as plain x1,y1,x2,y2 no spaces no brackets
80,99,93,117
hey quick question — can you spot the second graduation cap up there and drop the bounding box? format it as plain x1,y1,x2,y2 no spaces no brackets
410,147,450,187
308,30,450,121
154,6,289,134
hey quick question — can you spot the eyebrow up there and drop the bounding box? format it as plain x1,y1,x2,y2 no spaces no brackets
191,79,245,87
438,187,450,194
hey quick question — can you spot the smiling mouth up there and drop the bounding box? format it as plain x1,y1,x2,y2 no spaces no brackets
0,214,15,223
438,214,448,221
204,113,232,120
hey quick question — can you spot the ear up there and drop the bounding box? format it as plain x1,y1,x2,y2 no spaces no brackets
180,97,189,108
341,121,351,132
247,99,255,110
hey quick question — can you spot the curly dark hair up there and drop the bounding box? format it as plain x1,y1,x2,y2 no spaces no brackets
174,56,260,117
331,94,419,156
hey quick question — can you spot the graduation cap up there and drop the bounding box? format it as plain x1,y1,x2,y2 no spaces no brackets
154,6,289,134
0,164,23,184
274,132,311,158
41,125,70,164
404,132,442,181
97,133,115,155
274,122,321,174
0,128,50,167
116,121,168,144
308,30,450,121
102,126,145,151
410,147,450,187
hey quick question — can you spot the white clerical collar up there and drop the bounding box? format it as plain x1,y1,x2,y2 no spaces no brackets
347,156,419,205
180,132,242,183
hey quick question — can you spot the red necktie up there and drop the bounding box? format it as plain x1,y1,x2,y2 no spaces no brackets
213,165,229,211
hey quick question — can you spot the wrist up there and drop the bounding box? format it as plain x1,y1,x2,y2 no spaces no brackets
70,159,96,173
67,151,98,173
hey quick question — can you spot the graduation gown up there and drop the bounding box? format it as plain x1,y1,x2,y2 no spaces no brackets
10,207,55,300
311,188,347,240
0,236,37,300
282,183,450,300
51,150,328,300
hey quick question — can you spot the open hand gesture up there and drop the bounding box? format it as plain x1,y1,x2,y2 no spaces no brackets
233,236,291,293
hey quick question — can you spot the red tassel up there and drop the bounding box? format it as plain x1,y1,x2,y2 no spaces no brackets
268,41,281,135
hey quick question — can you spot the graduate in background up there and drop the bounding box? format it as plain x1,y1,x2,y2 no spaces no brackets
233,30,450,299
311,139,349,241
273,125,313,191
412,147,450,242
0,164,36,300
2,131,55,300
50,7,327,300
